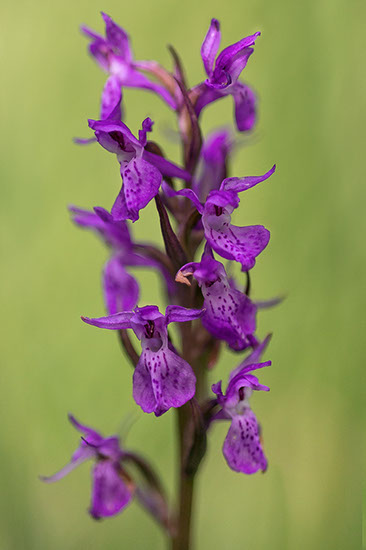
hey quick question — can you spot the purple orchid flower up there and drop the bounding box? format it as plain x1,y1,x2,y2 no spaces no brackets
82,305,204,416
70,205,175,313
41,415,133,519
177,248,257,351
88,115,190,222
82,12,176,109
193,129,233,201
164,164,275,271
212,342,271,474
191,19,260,131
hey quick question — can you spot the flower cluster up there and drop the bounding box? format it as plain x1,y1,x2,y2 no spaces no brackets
43,13,277,532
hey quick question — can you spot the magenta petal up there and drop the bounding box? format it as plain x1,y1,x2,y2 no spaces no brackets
201,18,221,76
225,362,272,399
90,460,132,519
205,222,270,271
231,82,257,131
103,257,139,314
223,411,267,474
202,290,257,351
228,337,272,383
101,12,132,63
193,84,225,118
212,32,260,88
100,75,122,121
133,349,196,416
112,157,162,222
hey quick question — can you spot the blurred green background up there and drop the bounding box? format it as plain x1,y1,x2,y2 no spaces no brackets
1,0,364,548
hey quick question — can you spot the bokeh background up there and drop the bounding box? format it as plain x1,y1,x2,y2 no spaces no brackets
1,0,364,548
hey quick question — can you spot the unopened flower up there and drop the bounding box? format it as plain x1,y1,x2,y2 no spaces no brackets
41,415,134,519
82,305,204,416
193,129,232,201
212,345,271,473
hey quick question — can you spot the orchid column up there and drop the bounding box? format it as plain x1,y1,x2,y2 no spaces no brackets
42,14,277,550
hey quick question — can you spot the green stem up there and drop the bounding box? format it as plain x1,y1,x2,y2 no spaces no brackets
171,404,195,550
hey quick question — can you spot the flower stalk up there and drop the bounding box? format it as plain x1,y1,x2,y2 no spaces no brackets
41,14,279,550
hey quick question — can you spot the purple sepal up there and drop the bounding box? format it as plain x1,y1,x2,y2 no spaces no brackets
82,311,134,330
201,19,260,90
208,33,259,89
69,206,132,250
201,18,221,76
228,334,272,382
220,164,276,193
165,305,205,324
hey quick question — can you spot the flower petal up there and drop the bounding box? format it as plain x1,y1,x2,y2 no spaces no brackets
205,222,270,271
231,82,257,131
100,75,122,121
228,335,272,382
90,460,133,519
68,414,103,443
112,157,162,222
226,362,271,399
133,349,196,416
202,289,257,351
69,205,132,251
101,12,132,63
201,18,221,76
211,32,260,88
223,411,267,474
